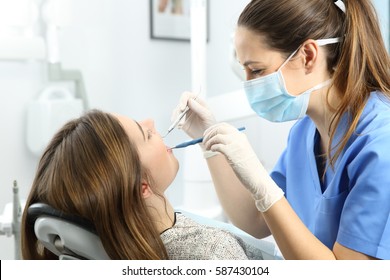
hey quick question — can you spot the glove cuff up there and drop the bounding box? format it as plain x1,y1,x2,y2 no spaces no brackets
203,150,220,159
253,186,284,212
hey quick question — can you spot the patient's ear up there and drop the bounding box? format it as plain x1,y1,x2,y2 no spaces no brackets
141,181,153,198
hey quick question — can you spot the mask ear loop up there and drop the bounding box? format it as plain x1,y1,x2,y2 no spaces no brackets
277,48,300,71
317,37,341,46
277,37,341,72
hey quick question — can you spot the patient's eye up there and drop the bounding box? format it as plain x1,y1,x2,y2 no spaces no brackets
147,129,153,139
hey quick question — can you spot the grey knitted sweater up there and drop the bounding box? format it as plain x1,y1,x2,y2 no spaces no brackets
160,212,265,260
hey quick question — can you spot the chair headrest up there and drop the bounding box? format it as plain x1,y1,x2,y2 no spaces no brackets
26,202,110,260
27,202,96,233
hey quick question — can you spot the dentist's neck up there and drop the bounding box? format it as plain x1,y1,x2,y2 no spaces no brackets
307,85,340,153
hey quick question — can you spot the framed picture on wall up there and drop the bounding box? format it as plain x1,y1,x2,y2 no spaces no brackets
150,0,208,41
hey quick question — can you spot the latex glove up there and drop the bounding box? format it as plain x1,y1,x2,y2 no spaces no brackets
171,91,216,139
203,123,284,212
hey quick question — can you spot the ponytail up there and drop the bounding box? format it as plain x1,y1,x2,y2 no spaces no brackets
329,0,390,167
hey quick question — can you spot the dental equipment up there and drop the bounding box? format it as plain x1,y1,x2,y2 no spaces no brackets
170,127,246,149
163,106,191,138
0,180,23,259
163,91,200,138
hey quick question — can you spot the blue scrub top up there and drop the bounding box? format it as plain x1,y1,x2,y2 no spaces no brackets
270,91,390,259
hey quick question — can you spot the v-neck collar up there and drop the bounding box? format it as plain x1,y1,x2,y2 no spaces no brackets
308,126,325,196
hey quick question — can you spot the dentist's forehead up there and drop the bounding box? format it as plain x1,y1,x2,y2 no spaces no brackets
235,27,273,65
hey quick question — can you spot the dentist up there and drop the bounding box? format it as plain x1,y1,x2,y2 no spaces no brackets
172,0,390,259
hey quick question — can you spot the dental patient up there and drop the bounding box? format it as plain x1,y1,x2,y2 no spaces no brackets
21,109,265,260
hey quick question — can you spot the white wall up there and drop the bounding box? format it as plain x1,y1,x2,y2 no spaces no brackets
373,0,389,51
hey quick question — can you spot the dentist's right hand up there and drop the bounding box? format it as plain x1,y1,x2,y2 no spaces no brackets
203,123,285,212
171,91,216,139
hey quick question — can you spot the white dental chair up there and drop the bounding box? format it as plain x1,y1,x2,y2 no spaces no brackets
27,203,281,260
27,203,110,260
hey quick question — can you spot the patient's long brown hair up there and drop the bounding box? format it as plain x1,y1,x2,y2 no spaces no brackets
21,110,168,259
239,0,390,167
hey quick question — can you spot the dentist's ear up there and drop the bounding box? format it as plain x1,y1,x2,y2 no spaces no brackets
141,181,153,198
301,39,319,74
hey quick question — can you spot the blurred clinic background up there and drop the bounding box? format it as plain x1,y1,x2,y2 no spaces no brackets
0,0,388,259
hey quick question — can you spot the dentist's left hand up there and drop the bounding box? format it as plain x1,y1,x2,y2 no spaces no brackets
203,123,284,212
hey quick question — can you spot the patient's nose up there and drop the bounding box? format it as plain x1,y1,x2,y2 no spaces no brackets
140,119,158,135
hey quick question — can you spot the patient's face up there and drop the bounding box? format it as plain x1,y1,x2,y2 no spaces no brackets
115,114,179,192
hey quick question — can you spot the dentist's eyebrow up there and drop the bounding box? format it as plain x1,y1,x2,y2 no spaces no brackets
243,60,260,67
134,120,145,141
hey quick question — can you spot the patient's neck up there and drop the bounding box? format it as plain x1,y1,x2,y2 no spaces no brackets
145,194,175,234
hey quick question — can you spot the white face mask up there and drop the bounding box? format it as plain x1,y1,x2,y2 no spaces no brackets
243,38,340,122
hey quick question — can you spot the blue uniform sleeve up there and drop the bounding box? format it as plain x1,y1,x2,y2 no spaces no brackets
270,149,287,193
337,131,390,259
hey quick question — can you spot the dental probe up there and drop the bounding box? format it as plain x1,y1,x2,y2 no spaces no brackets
170,127,246,149
163,106,190,138
163,91,200,138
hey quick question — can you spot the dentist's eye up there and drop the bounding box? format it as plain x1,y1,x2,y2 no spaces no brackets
251,69,264,77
